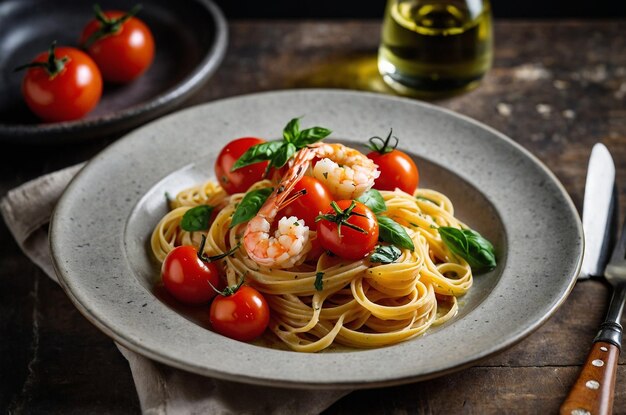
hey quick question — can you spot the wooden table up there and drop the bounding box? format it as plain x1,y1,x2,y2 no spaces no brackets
2,20,625,414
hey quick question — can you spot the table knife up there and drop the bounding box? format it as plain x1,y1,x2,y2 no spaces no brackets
561,143,623,415
579,143,616,279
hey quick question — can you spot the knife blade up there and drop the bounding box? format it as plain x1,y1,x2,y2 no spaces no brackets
579,143,617,279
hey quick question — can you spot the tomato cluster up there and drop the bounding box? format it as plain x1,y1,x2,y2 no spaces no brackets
161,240,270,343
16,5,154,122
218,137,383,260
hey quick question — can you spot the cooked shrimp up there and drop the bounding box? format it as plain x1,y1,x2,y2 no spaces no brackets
243,149,313,268
309,143,380,200
245,215,310,268
243,142,379,268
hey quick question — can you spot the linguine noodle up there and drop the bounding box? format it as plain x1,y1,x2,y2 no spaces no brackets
151,178,473,352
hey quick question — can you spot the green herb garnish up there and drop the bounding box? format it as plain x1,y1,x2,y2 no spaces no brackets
356,189,387,214
377,216,415,251
314,271,324,291
438,227,496,271
231,117,331,174
180,205,214,232
230,187,273,228
370,245,402,264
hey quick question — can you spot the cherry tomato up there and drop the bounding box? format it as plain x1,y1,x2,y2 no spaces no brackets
316,200,379,260
368,149,419,194
210,285,270,342
279,176,333,228
215,137,269,194
366,130,419,194
80,7,155,83
18,43,102,122
161,245,223,304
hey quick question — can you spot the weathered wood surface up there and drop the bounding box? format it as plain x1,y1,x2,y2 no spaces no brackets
1,20,625,414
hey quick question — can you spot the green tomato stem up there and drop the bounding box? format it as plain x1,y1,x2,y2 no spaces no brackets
82,4,143,49
14,41,69,78
367,129,399,155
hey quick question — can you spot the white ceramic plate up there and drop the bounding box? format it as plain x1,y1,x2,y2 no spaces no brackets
50,90,582,389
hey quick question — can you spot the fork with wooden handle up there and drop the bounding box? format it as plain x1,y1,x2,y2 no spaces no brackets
560,223,626,415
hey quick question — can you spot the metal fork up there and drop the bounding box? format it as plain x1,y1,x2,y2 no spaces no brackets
561,218,626,414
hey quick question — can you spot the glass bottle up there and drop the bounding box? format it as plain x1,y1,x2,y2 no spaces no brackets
378,0,493,98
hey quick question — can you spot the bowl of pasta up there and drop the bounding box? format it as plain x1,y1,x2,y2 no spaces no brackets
50,89,583,388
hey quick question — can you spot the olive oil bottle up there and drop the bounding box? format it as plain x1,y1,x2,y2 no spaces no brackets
378,0,493,98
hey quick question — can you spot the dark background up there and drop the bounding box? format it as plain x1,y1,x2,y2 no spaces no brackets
213,0,621,19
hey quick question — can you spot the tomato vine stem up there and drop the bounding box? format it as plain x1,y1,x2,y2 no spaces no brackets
82,4,143,49
316,200,368,237
367,129,399,155
197,234,241,263
14,41,69,78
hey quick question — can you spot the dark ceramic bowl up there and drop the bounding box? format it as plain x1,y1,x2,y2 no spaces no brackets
0,0,227,143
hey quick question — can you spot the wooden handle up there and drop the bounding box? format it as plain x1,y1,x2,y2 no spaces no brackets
560,341,620,415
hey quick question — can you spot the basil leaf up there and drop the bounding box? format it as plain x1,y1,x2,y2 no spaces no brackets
370,245,401,264
230,187,273,228
295,126,332,146
439,227,496,271
357,189,387,214
180,205,214,232
231,141,283,171
283,117,300,143
232,119,331,174
377,216,414,251
272,142,297,168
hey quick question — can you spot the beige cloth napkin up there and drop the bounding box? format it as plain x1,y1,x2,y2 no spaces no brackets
1,164,349,415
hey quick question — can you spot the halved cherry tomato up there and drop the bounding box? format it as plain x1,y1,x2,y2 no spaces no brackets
279,176,333,228
210,285,270,342
366,130,419,194
17,43,102,122
215,137,269,194
161,245,223,304
316,200,379,260
80,6,155,83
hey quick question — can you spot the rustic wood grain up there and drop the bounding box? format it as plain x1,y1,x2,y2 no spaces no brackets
1,20,626,414
326,366,626,415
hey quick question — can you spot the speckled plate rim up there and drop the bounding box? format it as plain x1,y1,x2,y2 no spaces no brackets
49,89,583,389
0,0,227,142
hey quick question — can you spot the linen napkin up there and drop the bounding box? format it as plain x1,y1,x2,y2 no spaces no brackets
1,164,349,415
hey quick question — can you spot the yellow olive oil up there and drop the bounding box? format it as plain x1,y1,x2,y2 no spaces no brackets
378,0,493,98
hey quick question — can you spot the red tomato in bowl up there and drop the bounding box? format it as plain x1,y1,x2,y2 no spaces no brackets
210,285,270,342
80,8,155,83
316,200,378,260
215,137,269,194
161,245,223,304
279,176,333,228
18,44,102,122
